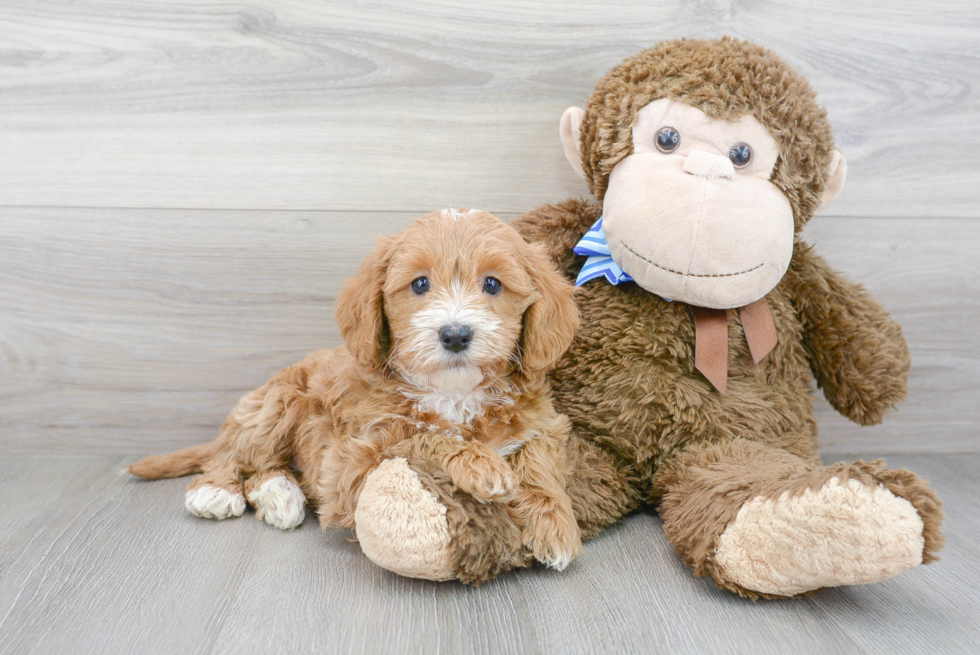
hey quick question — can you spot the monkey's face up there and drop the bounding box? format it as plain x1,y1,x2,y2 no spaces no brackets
602,99,793,308
563,97,836,309
600,100,792,308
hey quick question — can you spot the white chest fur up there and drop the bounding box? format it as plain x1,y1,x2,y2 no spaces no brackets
407,385,493,425
400,366,513,426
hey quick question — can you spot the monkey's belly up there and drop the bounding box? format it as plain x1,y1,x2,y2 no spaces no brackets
549,281,820,480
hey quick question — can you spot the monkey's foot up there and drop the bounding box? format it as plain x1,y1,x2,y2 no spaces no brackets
354,458,532,584
354,459,457,581
713,470,939,597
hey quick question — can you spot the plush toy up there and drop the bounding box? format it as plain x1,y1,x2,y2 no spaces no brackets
353,37,944,598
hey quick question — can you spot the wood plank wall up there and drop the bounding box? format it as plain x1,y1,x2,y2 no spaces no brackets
1,1,977,454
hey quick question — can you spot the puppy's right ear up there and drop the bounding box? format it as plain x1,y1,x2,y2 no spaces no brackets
520,241,580,376
336,236,392,371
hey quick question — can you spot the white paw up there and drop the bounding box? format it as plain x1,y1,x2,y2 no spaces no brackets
538,549,574,572
184,485,246,520
247,476,306,530
525,514,582,572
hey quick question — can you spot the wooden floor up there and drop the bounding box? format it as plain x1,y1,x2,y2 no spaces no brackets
2,1,979,653
1,453,978,655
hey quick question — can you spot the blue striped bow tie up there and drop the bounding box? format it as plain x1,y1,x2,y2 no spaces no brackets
573,217,633,286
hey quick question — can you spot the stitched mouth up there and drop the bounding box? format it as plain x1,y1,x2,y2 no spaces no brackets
620,241,764,279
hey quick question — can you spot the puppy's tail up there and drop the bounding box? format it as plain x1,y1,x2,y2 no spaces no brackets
128,442,216,479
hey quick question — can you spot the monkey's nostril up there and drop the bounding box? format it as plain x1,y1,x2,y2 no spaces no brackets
439,325,473,353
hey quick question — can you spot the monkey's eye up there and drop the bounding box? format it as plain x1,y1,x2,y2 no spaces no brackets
655,126,681,153
411,277,429,295
482,277,502,295
729,143,752,168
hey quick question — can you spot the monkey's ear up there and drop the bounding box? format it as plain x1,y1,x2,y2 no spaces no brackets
560,107,586,179
817,149,847,211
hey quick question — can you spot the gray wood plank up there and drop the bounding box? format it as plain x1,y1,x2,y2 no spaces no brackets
1,209,976,454
802,218,980,454
0,455,130,609
0,453,977,655
0,0,977,217
0,456,273,654
0,207,422,452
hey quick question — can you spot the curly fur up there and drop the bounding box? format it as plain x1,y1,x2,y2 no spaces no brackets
129,209,583,575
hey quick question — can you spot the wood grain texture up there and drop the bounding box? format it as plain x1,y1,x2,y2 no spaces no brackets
0,453,977,655
0,0,977,216
802,217,980,454
1,4,976,653
0,207,976,454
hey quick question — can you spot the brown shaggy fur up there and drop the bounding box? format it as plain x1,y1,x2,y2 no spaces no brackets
500,37,943,597
405,457,534,584
508,194,943,597
130,209,582,577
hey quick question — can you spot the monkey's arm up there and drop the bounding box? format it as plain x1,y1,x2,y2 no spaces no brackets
510,198,601,279
782,241,910,426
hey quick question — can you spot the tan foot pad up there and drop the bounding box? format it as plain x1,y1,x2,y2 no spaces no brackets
354,458,456,581
715,476,925,596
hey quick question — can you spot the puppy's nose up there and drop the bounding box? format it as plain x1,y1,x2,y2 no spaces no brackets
439,324,473,353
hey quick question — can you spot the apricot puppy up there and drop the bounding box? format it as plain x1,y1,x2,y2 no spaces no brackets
129,209,583,572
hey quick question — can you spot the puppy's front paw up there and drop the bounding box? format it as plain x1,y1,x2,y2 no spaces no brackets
185,485,246,520
524,507,582,571
445,451,517,502
248,476,306,530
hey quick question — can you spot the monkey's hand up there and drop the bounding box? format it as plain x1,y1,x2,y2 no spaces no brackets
783,242,910,425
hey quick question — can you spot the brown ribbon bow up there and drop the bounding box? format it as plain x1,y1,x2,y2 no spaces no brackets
691,297,777,395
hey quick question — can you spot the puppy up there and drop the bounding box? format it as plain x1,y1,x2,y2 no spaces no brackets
129,209,583,571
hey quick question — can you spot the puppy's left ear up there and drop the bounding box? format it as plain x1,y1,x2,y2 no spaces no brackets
520,242,580,375
336,236,393,372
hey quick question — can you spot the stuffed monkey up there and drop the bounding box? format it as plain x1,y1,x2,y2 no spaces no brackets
353,37,943,598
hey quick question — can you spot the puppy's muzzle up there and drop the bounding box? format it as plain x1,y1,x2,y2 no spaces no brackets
439,324,473,353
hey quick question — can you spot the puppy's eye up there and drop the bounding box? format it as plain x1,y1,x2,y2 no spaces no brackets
655,126,681,153
411,277,429,295
729,143,752,168
482,277,502,295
